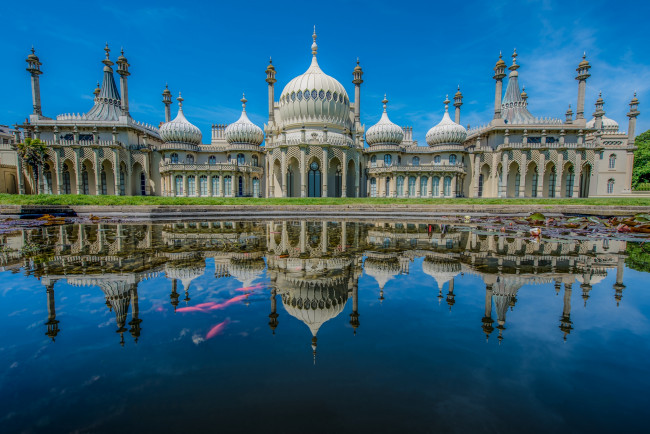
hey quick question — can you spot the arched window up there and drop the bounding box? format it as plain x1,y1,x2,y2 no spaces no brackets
186,155,194,164
81,168,89,195
252,155,259,167
187,175,196,196
43,165,53,194
412,156,420,166
62,166,71,194
432,176,440,197
420,176,428,196
434,155,441,164
607,178,615,194
252,177,260,197
514,171,521,198
119,169,125,196
384,154,392,166
371,155,377,167
370,177,377,197
408,176,416,196
170,153,179,164
199,175,208,196
335,167,342,197
385,177,390,197
443,176,452,196
397,155,402,165
237,154,245,165
477,174,483,197
101,170,107,195
531,168,539,198
449,154,457,165
212,176,220,196
566,166,575,197
396,175,405,197
175,175,183,196
609,154,616,169
308,161,321,197
140,172,146,196
548,167,557,198
208,155,216,165
224,175,232,196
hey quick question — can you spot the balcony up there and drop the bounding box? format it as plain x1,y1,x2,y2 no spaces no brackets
367,163,466,175
159,162,264,174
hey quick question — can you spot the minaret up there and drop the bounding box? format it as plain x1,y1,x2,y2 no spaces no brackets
520,86,528,105
559,282,573,341
482,283,494,341
453,85,463,124
26,46,43,117
446,277,456,311
593,92,605,131
162,84,172,123
349,282,360,335
268,287,279,334
352,58,364,128
627,92,640,145
45,282,60,341
170,278,180,312
116,48,130,117
93,82,101,99
575,53,591,123
565,104,573,124
128,283,142,342
492,52,506,122
265,57,276,126
581,282,592,307
614,256,626,306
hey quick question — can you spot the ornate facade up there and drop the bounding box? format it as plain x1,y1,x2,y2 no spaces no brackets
6,34,641,197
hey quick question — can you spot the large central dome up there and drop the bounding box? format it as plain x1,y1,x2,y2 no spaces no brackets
278,30,352,130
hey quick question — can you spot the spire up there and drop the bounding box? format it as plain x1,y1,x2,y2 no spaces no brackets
177,92,184,110
509,48,519,72
382,94,388,112
311,26,318,56
241,93,247,111
444,94,450,112
85,44,123,121
501,49,534,124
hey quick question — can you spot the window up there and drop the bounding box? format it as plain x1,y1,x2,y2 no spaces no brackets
420,176,428,196
385,177,390,197
566,167,575,198
412,156,420,166
252,155,259,167
170,153,179,164
187,175,196,196
237,154,245,165
238,176,244,196
335,167,342,197
408,176,416,196
449,154,457,165
370,177,377,197
371,155,377,167
44,168,52,194
397,155,402,165
208,155,216,165
252,178,260,197
434,155,441,164
175,175,183,196
186,155,194,164
396,176,405,197
609,154,616,169
444,176,452,197
212,176,220,196
531,168,539,198
199,175,208,196
432,176,440,197
607,178,615,194
101,170,107,195
477,174,483,197
119,169,125,196
548,167,556,198
81,168,89,195
308,161,321,197
514,171,521,198
140,172,146,196
224,176,232,196
384,154,392,166
63,166,71,194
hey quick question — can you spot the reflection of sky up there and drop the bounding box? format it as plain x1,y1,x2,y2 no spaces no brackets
1,256,649,432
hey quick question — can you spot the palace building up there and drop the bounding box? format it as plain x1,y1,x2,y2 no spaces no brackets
3,31,641,197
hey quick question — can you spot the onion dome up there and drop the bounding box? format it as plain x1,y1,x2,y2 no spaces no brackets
578,52,590,68
278,29,351,129
422,258,461,291
93,82,101,97
224,94,264,145
228,256,265,288
586,115,619,132
495,51,506,69
164,261,206,292
426,96,468,146
454,85,463,99
520,85,528,101
159,93,203,145
117,48,127,63
365,95,404,146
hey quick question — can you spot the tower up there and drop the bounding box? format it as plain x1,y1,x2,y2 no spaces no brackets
349,282,360,335
26,47,43,117
492,52,506,123
575,53,591,123
352,58,364,129
45,282,60,341
162,84,172,123
268,287,279,334
453,85,463,124
592,92,605,131
265,57,276,126
482,283,494,341
116,48,130,117
614,256,626,306
627,92,640,145
128,283,142,342
559,282,573,340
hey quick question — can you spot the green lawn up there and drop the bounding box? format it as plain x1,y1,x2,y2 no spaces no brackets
1,194,650,207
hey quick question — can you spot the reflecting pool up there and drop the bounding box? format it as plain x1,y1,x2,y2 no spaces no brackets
1,219,649,433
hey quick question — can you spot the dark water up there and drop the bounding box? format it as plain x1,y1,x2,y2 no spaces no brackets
1,219,649,433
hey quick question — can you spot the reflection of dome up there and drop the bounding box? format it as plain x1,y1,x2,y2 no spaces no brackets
280,283,348,337
364,256,401,289
278,30,351,130
165,261,206,291
576,272,606,286
426,98,467,146
159,93,202,145
365,96,404,146
225,95,264,145
586,115,619,132
228,257,265,288
422,258,460,290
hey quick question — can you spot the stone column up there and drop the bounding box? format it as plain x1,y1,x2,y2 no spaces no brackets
341,158,347,198
555,152,564,198
473,154,481,197
500,153,509,198
195,174,200,197
182,173,187,197
416,175,421,197
93,149,101,195
321,147,328,197
428,175,433,197
73,148,82,195
537,160,546,198
219,175,224,197
439,175,445,197
231,173,237,197
451,175,457,198
16,157,26,194
300,146,307,198
281,148,287,198
113,149,120,196
519,164,527,198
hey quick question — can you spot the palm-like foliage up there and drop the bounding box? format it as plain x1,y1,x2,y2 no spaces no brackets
16,138,48,194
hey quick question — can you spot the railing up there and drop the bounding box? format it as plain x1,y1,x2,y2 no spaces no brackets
159,162,264,173
496,142,600,151
367,163,466,174
226,143,264,152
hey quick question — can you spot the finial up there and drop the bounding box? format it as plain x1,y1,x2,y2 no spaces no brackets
104,42,110,59
458,84,460,91
512,48,518,65
241,93,247,110
499,50,502,59
311,26,318,56
177,92,183,108
444,95,450,110
165,82,169,89
31,45,35,54
583,51,586,59
356,57,360,65
269,56,272,64
382,94,388,112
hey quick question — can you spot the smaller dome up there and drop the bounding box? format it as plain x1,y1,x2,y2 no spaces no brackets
225,94,264,146
586,115,619,132
365,96,404,146
578,53,590,68
159,93,202,145
426,97,468,146
117,48,127,63
495,52,506,69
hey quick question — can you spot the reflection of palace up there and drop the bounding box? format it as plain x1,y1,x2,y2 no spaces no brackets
3,31,640,197
0,220,630,349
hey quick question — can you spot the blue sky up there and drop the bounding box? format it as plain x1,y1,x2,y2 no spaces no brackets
1,0,648,145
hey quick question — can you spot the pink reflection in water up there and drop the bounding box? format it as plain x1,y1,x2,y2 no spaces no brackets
206,319,230,339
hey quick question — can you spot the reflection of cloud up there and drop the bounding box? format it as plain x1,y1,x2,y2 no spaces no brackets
191,334,204,345
83,375,101,387
97,319,114,328
10,362,18,369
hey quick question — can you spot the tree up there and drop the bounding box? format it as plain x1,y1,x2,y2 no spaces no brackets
16,138,48,195
632,129,650,188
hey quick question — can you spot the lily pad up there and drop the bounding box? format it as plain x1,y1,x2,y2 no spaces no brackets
528,213,545,222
